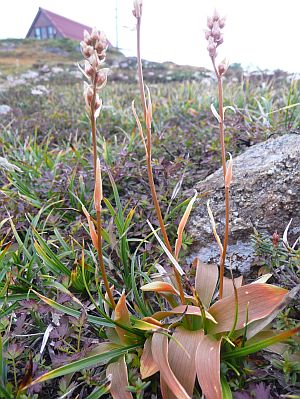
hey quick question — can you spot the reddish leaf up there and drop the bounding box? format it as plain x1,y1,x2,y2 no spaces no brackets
175,191,197,259
82,206,98,248
245,284,300,339
141,281,179,295
106,356,133,399
151,333,190,399
140,337,159,379
208,284,288,334
164,328,204,398
222,276,243,298
195,335,222,399
114,294,132,344
195,261,219,308
94,158,103,212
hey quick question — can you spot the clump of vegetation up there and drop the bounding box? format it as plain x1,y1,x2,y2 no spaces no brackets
0,2,299,399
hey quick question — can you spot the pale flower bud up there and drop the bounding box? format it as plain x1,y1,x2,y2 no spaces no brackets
207,44,216,58
95,41,104,54
219,17,226,29
218,63,226,76
207,43,216,52
83,29,91,44
84,60,95,78
213,9,220,21
84,84,94,108
212,22,221,40
217,34,224,46
95,70,107,86
95,94,102,110
89,53,100,69
91,27,100,43
205,30,212,40
133,0,142,18
218,58,229,76
81,42,94,58
207,16,213,29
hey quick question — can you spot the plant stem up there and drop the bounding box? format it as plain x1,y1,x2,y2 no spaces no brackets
219,186,230,299
96,210,116,309
90,80,98,176
136,15,185,305
212,59,229,299
90,79,115,309
217,76,226,179
136,17,147,121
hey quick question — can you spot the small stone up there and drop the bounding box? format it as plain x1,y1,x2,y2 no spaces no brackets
51,67,64,74
31,85,49,96
20,70,39,79
0,105,12,115
40,64,50,73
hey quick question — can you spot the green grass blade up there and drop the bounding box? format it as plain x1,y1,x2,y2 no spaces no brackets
31,290,113,328
221,376,233,399
9,218,32,261
0,385,11,399
222,326,300,360
33,231,71,277
26,344,140,387
107,169,125,226
0,333,5,386
85,383,110,399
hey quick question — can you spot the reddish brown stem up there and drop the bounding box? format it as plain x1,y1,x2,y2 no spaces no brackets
211,58,229,299
90,79,115,309
136,15,185,305
96,210,116,309
136,17,147,120
217,76,226,179
90,80,98,176
219,186,230,299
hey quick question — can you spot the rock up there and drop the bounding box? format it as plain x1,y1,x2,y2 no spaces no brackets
51,67,64,74
20,70,39,80
31,85,49,96
69,70,82,79
0,105,12,115
187,134,300,273
40,64,50,73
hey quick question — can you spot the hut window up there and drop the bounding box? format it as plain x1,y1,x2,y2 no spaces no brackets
47,26,55,38
34,27,41,39
41,27,47,39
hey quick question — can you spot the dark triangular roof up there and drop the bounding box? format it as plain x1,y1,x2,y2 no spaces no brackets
26,7,93,41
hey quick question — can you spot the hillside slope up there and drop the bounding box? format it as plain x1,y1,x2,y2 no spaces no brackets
0,38,211,83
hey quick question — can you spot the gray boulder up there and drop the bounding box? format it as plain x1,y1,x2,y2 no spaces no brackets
187,134,300,272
